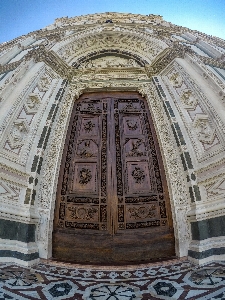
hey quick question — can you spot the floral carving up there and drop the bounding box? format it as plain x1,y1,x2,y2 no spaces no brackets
126,120,138,130
169,72,183,87
84,121,95,132
38,77,50,91
131,167,145,183
79,168,92,185
180,89,198,110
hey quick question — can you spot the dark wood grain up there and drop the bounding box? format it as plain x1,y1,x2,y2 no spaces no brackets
52,92,175,264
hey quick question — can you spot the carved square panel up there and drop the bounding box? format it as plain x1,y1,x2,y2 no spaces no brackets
122,116,142,136
124,138,146,157
126,161,152,194
72,163,98,194
76,139,98,158
79,116,99,137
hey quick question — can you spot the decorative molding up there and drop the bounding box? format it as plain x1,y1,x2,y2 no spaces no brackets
145,43,191,78
0,61,21,74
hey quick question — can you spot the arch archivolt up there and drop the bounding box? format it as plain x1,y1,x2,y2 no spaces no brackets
36,73,191,259
53,27,168,66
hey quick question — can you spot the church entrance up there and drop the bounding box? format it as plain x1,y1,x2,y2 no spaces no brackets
52,92,175,264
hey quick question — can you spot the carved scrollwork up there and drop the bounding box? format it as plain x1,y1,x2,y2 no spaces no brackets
120,102,140,113
128,205,156,219
68,206,98,220
81,103,102,114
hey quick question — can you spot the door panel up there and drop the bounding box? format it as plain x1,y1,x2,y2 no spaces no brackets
53,92,175,263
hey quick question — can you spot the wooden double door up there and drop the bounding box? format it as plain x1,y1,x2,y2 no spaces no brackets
53,92,175,264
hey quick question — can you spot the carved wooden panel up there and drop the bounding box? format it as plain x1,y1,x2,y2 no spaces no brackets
53,92,175,264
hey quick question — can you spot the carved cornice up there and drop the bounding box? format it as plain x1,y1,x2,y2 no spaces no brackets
0,61,21,73
196,55,225,69
25,45,74,80
145,43,192,77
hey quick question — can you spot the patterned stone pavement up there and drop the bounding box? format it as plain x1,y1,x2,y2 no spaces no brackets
0,259,225,299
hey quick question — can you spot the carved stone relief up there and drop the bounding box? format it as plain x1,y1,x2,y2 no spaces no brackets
193,114,215,144
7,119,29,149
169,72,183,87
24,93,41,114
206,176,225,198
180,89,198,110
78,56,140,69
164,64,221,159
56,31,167,65
0,180,21,202
0,65,60,166
37,76,51,92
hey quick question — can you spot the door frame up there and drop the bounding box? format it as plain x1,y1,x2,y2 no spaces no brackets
36,79,191,260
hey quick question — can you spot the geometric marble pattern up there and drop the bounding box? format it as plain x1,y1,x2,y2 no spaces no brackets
0,260,225,299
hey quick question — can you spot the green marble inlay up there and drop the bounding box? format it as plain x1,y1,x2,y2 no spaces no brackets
193,185,201,201
171,124,180,147
31,189,36,205
189,186,195,202
173,123,186,145
37,157,43,174
0,219,35,243
43,128,52,150
24,188,31,204
29,177,34,184
184,152,193,169
180,153,187,171
37,126,48,148
165,101,175,117
31,155,39,172
191,173,196,181
191,215,225,240
0,250,39,261
47,104,56,120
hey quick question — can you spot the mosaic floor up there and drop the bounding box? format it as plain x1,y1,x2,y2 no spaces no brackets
0,259,225,299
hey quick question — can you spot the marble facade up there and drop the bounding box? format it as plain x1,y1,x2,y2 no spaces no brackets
0,12,225,266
